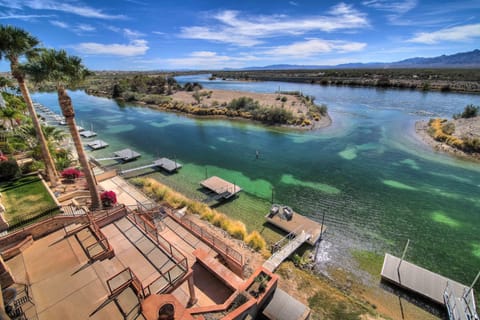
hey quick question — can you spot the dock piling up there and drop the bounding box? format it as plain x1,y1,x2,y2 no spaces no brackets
398,239,410,275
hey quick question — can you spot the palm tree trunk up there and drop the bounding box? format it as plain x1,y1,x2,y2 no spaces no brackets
57,86,102,210
15,75,58,186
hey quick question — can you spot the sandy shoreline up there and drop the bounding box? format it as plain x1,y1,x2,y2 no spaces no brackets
415,120,480,162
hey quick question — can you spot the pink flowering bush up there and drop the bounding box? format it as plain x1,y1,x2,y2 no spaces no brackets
61,167,83,180
101,190,117,207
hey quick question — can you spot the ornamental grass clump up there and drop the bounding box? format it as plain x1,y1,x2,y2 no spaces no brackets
245,231,266,251
132,177,265,249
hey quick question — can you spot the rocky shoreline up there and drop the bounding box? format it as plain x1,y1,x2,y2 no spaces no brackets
415,118,480,161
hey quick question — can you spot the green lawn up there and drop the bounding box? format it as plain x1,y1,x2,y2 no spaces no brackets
0,175,58,227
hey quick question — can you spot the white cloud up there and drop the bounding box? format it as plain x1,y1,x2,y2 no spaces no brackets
74,39,149,56
1,0,125,20
77,24,95,32
123,28,145,39
408,23,480,44
179,4,369,46
362,0,417,24
50,20,68,28
266,38,366,57
49,21,96,34
289,1,299,6
0,0,23,9
106,25,121,33
166,51,259,69
362,0,417,13
0,12,53,20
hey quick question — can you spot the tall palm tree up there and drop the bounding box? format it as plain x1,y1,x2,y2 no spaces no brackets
0,107,22,130
0,25,58,185
24,49,102,209
0,76,12,91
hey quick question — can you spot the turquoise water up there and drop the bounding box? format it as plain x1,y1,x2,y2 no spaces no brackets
32,76,480,288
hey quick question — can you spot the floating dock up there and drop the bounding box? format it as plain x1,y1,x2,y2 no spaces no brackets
381,253,478,320
120,158,182,175
113,149,141,162
87,140,109,150
153,158,182,173
201,176,242,202
94,148,141,163
265,205,326,246
80,130,97,138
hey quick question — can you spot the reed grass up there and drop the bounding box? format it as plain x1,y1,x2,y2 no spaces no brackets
131,177,265,250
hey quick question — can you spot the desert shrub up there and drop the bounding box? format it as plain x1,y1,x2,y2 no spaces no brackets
462,137,480,152
442,121,455,135
454,104,479,119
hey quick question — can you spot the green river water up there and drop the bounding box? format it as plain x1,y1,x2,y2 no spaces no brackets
32,75,480,291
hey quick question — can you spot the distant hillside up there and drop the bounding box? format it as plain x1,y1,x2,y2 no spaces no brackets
237,49,480,70
391,49,480,67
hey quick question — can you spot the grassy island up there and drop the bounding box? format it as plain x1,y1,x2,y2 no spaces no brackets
83,73,331,129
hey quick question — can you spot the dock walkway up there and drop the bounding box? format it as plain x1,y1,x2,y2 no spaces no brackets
381,253,477,320
263,231,311,272
120,158,182,175
265,206,325,246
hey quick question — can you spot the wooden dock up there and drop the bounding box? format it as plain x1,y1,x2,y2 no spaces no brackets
153,158,182,172
80,130,97,138
200,176,242,202
114,149,141,162
263,231,311,272
120,158,182,175
87,140,109,150
381,253,477,319
265,205,326,246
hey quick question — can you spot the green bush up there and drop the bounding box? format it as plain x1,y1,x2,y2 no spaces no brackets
442,122,455,135
0,159,20,181
454,104,479,119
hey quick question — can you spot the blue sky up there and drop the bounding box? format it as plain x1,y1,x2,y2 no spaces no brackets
0,0,479,70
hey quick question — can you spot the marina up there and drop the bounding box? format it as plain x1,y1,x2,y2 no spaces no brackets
265,204,326,246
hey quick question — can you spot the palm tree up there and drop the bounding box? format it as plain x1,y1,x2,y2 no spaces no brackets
0,107,22,130
24,49,102,209
0,76,12,91
0,25,58,185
